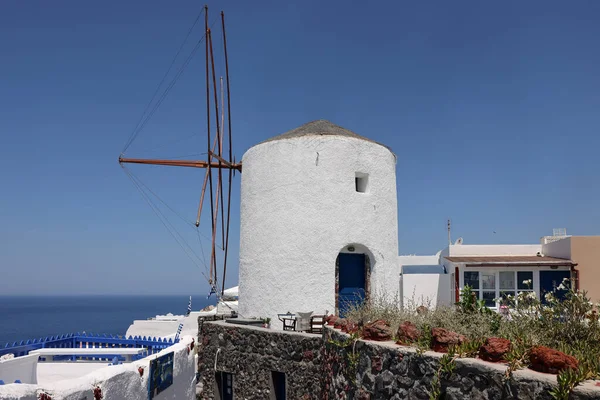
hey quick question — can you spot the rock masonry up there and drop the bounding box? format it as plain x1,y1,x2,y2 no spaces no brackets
197,320,600,400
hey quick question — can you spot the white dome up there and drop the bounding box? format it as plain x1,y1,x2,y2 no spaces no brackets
238,120,399,327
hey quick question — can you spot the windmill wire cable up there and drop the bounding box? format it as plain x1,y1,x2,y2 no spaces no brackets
195,227,209,273
125,168,196,229
126,168,211,283
123,38,203,153
122,7,205,153
124,165,221,249
122,165,211,281
122,17,220,154
123,165,206,270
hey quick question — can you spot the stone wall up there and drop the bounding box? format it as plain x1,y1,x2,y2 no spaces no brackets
197,321,600,400
325,328,600,400
197,320,323,399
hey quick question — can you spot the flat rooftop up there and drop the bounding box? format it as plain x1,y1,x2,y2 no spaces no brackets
37,362,108,385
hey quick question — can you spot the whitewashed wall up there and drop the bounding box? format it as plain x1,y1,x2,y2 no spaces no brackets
0,337,196,400
400,274,452,309
239,135,399,328
542,237,572,259
126,311,205,338
0,354,38,385
398,255,440,266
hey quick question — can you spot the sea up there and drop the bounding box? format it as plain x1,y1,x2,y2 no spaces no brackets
0,295,213,345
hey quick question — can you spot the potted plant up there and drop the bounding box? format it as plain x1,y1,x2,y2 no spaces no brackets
262,317,271,328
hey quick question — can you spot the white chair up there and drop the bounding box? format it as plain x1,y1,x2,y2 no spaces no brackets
295,311,313,332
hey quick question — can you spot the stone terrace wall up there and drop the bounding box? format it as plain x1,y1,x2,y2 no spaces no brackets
325,328,600,400
197,320,323,399
197,321,600,400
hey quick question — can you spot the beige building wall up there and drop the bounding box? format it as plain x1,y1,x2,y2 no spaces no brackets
570,237,600,303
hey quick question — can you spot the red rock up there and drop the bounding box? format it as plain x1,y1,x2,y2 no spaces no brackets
325,314,339,326
362,320,392,341
334,318,347,330
479,338,511,362
431,328,465,353
396,321,421,345
303,350,314,361
529,346,578,374
342,321,359,334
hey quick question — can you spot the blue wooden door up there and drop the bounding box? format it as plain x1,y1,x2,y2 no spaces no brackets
338,253,366,317
540,270,571,303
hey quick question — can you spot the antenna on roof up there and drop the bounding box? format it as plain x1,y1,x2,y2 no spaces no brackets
454,237,463,245
447,219,451,246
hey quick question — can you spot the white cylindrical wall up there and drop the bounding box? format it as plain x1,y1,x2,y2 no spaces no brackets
238,135,399,328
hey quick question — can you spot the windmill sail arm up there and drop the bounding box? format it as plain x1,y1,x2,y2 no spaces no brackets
208,150,235,168
119,156,242,171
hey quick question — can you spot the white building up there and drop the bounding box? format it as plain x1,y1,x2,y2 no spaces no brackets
400,237,577,310
441,243,574,308
399,254,451,309
238,120,399,327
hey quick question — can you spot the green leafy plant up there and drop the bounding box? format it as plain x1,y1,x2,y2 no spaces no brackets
456,337,484,358
415,323,432,355
503,338,530,380
429,347,458,400
327,331,361,386
345,280,600,398
550,367,586,400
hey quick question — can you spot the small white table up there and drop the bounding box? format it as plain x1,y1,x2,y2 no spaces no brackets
29,348,146,362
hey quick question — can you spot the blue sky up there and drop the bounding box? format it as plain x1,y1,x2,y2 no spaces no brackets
1,1,599,295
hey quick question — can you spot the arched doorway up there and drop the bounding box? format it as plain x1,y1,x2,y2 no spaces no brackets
336,245,371,317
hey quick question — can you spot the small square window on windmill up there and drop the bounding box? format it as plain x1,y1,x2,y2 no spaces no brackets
355,172,369,193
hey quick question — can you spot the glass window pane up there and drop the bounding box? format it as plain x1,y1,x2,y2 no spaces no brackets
482,272,495,290
500,291,515,301
519,290,537,304
518,271,534,290
483,291,496,307
499,271,515,290
464,271,479,289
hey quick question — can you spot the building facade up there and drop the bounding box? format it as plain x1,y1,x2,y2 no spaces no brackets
543,236,600,303
399,237,598,310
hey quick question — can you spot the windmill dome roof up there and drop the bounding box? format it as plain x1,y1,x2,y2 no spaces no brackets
258,119,391,151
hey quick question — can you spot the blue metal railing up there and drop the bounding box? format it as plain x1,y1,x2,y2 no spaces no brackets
0,333,177,362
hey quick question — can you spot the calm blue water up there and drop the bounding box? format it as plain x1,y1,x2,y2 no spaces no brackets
0,296,213,345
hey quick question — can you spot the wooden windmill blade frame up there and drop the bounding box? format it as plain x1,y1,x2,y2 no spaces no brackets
118,6,238,297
